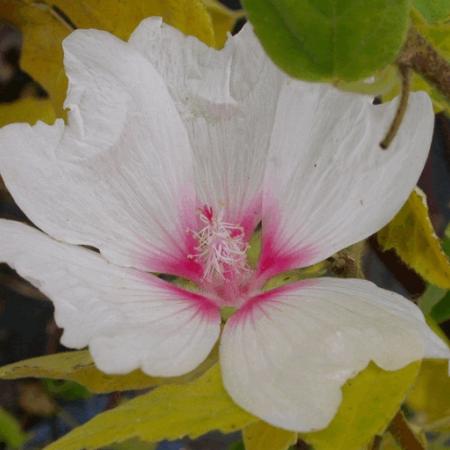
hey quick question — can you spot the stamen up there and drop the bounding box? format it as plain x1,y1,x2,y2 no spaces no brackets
188,206,249,280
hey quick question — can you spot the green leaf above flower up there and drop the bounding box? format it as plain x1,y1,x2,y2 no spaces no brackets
241,0,411,81
413,0,450,23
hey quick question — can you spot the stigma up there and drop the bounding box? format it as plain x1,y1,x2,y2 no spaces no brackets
188,205,249,281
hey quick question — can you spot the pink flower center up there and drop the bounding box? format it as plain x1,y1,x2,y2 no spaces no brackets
188,205,250,282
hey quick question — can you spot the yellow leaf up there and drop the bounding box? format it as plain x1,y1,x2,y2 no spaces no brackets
0,349,218,394
0,0,215,118
44,364,256,450
299,362,421,450
0,407,28,449
0,97,55,127
243,421,297,450
50,0,215,43
203,0,243,48
377,188,450,289
0,0,68,118
407,360,450,431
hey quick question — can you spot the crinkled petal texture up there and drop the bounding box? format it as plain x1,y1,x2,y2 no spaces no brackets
0,19,444,430
0,20,435,280
0,220,220,377
220,278,450,432
0,29,200,278
129,19,282,234
259,86,434,278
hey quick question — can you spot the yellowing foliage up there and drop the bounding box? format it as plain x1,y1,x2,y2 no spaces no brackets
300,362,421,450
243,421,297,450
45,364,256,450
203,0,243,47
0,98,55,127
377,188,450,289
407,360,450,431
0,407,28,449
0,0,215,119
0,350,217,394
0,353,422,449
33,359,419,450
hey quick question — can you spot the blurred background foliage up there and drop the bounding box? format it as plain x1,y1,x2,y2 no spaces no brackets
0,0,448,449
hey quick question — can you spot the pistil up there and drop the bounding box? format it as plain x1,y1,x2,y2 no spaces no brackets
188,206,249,281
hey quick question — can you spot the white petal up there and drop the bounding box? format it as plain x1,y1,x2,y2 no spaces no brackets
130,20,283,231
260,84,434,277
0,29,199,277
220,278,449,432
0,220,220,376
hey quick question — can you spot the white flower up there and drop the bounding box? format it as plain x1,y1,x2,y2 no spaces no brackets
0,19,448,432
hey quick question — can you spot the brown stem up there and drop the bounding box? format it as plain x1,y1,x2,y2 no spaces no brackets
369,435,383,450
388,411,426,450
380,64,411,149
398,27,450,100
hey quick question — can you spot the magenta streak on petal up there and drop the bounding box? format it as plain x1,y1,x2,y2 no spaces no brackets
257,195,317,283
258,233,316,281
139,188,204,283
228,279,317,328
146,253,203,283
140,272,220,322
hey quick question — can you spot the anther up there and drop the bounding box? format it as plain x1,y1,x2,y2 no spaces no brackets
188,206,249,281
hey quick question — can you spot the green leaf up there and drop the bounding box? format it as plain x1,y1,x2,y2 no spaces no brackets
229,443,245,450
0,408,27,449
42,379,91,401
418,224,450,322
299,362,421,450
243,421,297,450
442,224,450,256
430,291,450,323
241,0,411,81
335,66,398,96
377,188,450,289
413,0,450,23
44,364,256,450
419,284,447,315
0,349,218,394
